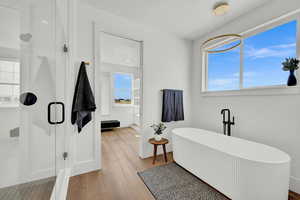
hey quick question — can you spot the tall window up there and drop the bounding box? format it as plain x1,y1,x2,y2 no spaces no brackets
205,20,298,92
0,60,20,106
208,42,240,91
243,21,297,88
113,73,133,105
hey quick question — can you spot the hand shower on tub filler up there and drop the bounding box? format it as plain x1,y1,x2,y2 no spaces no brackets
221,109,235,136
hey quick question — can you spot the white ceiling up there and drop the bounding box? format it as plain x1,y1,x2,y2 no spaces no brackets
82,0,273,39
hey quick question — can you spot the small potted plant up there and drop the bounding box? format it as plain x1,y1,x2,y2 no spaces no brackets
150,122,166,141
282,57,299,86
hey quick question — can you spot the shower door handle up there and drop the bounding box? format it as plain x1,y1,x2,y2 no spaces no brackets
48,102,65,125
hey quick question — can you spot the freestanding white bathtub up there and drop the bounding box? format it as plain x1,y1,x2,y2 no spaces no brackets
172,128,291,200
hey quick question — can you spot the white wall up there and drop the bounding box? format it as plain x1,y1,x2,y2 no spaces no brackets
74,1,192,173
101,106,134,127
191,0,300,193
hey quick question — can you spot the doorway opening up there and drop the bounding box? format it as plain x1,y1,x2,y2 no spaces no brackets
97,31,143,160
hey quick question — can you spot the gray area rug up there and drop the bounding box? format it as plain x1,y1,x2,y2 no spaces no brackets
138,162,230,200
0,177,55,200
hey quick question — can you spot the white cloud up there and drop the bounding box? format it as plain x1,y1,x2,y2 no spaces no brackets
209,78,238,87
272,43,296,48
245,43,295,59
233,71,257,78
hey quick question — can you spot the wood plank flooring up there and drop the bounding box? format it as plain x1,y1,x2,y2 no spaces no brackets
67,128,173,200
67,127,300,200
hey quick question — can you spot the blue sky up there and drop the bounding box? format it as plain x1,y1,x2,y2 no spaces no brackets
114,73,132,99
208,20,297,91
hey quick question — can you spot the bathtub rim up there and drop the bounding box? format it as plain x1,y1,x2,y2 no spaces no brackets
172,127,291,165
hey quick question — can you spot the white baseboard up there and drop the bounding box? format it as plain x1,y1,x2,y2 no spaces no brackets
290,176,300,194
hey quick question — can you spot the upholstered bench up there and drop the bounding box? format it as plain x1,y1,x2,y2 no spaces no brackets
101,120,120,131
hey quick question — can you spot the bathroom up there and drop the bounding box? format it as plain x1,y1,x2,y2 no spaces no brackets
0,0,300,199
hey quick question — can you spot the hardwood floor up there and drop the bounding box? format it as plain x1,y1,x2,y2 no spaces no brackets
67,127,173,200
67,127,300,200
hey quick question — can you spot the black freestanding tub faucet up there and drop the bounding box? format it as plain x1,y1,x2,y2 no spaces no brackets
221,109,235,136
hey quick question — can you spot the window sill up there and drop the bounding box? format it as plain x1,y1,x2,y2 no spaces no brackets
113,103,134,108
201,85,300,97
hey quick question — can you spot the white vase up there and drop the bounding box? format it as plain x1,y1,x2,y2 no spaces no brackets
154,135,162,141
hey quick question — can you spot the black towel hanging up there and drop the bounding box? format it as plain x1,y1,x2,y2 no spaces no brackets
71,61,96,133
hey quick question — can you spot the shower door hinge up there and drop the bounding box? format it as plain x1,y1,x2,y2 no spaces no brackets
63,152,68,160
63,44,68,53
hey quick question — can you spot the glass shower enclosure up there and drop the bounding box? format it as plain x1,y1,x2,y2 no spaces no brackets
0,0,68,199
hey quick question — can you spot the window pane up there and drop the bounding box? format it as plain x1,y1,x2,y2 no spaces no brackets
0,61,19,83
114,73,132,104
208,43,240,91
0,60,20,106
244,20,297,88
0,85,12,96
0,85,13,105
0,61,14,72
0,72,13,83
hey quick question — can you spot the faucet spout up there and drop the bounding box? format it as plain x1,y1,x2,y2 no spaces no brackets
220,109,234,136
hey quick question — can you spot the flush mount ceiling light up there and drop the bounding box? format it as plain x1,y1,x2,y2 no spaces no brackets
213,2,229,16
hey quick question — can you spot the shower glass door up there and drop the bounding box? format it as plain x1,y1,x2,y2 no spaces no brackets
0,0,67,199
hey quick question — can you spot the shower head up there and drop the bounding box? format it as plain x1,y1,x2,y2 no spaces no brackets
19,33,32,42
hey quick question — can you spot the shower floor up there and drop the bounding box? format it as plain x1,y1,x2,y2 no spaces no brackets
0,177,55,200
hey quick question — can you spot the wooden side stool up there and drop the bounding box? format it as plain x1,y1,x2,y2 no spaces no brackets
148,138,169,164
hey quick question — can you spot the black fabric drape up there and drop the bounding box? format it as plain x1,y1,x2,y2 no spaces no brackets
161,89,184,122
71,62,96,133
